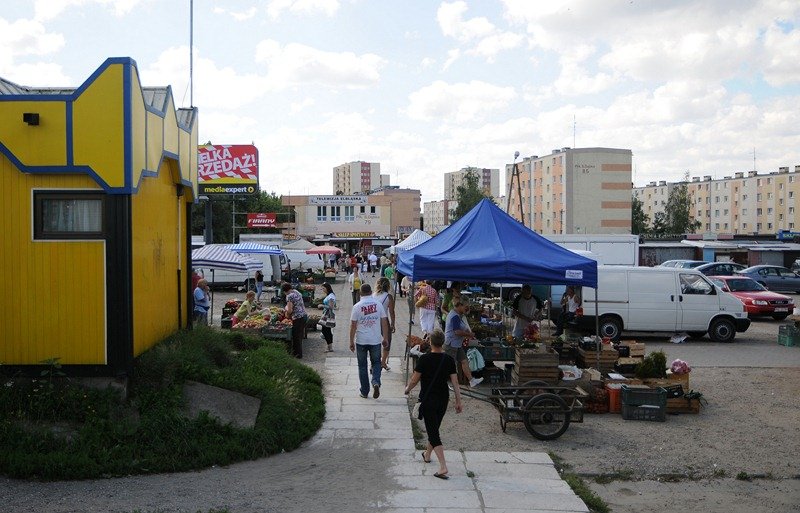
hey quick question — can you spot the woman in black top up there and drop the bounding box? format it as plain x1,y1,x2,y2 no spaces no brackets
404,331,462,479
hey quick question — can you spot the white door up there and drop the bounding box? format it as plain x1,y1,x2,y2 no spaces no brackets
677,272,718,330
626,271,678,331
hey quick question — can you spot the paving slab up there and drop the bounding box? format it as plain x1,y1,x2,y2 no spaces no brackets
481,490,589,512
379,490,482,509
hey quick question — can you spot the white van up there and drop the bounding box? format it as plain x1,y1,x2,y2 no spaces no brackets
199,252,284,291
282,249,326,273
578,266,750,342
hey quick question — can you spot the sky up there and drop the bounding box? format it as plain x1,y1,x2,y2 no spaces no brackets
2,0,800,204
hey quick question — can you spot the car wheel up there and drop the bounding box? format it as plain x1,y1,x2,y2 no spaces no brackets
709,318,735,343
772,313,789,321
687,331,706,339
599,316,622,341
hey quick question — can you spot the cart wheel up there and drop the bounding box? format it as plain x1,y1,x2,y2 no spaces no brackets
522,393,571,441
513,380,550,407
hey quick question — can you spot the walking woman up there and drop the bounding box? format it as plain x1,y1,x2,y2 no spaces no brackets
348,266,363,304
320,282,337,352
404,331,462,480
282,282,307,358
374,277,396,370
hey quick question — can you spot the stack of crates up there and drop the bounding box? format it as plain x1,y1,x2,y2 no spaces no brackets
621,385,667,422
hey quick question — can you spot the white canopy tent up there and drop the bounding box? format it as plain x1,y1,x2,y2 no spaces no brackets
387,229,432,254
191,244,263,323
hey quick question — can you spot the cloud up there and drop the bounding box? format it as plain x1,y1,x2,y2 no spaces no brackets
437,1,523,62
406,80,517,123
266,0,340,19
140,46,269,109
255,39,384,89
290,97,315,113
0,17,64,72
1,62,71,87
761,22,800,86
34,0,144,22
420,57,436,69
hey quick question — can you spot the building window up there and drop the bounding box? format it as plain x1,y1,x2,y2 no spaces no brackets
790,191,794,198
724,209,728,215
360,206,365,214
743,222,748,229
779,213,784,221
330,206,341,222
715,196,719,203
790,207,795,214
34,192,105,240
344,205,354,222
767,178,772,184
317,206,327,222
757,223,762,231
767,192,773,199
768,222,772,230
757,193,762,201
767,207,773,214
370,206,376,214
757,208,762,215
743,194,748,200
714,210,719,217
742,208,748,215
757,179,762,186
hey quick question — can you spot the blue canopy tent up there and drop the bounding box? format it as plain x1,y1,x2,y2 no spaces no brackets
397,199,600,374
397,199,597,287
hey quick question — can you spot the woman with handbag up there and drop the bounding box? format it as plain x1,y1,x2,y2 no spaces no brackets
320,282,337,352
404,331,462,480
374,278,396,370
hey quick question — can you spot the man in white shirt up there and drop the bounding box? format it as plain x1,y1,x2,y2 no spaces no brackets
368,252,379,276
350,283,389,398
512,285,543,338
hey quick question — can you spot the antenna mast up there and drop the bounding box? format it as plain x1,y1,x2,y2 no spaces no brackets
189,0,194,107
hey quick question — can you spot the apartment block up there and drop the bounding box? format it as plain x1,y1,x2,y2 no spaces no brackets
506,147,633,234
444,167,500,201
633,165,800,235
423,199,458,234
332,161,386,195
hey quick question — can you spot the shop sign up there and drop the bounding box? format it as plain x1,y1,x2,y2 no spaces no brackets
309,196,368,205
247,213,276,228
333,232,376,238
197,144,258,195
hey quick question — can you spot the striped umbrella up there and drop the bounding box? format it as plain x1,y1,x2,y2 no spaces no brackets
191,244,263,272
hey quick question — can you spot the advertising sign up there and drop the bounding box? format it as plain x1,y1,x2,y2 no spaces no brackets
197,144,258,195
309,196,368,205
247,213,276,228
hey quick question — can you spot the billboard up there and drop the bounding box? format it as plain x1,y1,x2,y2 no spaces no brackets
247,213,276,228
197,144,258,195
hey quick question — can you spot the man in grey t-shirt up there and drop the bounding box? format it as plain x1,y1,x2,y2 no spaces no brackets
444,300,483,388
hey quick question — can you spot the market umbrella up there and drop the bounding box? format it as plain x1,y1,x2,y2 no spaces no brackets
191,244,263,324
305,244,342,255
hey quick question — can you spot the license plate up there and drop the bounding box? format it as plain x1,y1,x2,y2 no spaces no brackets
775,308,788,312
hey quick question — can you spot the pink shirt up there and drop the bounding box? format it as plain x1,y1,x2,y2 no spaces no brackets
415,284,438,310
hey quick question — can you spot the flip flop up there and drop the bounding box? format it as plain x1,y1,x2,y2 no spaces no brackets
433,472,449,480
420,452,431,463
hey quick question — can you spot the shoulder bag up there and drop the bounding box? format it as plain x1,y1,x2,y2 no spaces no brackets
415,292,428,308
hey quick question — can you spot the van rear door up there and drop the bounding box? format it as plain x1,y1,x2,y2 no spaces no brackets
626,270,678,331
676,272,718,330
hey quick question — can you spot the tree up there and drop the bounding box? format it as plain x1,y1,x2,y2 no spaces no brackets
651,211,667,235
191,190,293,243
450,168,492,222
664,174,701,235
632,196,650,235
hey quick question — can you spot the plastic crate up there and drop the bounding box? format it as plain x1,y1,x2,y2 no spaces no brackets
622,403,666,422
777,325,799,347
261,326,293,341
606,383,624,414
480,344,514,361
622,385,667,408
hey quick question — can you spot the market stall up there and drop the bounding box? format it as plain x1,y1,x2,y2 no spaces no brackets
191,244,264,324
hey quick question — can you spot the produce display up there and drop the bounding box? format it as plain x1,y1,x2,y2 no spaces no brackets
232,306,293,333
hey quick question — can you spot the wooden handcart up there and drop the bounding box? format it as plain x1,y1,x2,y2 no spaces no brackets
459,380,588,440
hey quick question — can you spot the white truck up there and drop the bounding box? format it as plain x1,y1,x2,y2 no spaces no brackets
578,266,751,342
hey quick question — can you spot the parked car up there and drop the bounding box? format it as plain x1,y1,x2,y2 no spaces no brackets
736,265,800,293
658,260,709,268
709,276,794,320
695,262,747,276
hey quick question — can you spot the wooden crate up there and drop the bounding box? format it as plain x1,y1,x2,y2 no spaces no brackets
577,347,618,373
666,397,701,414
619,340,645,357
512,347,560,384
642,372,690,393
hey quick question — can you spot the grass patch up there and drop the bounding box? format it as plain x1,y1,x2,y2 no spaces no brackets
736,471,752,481
548,452,611,513
712,468,727,478
0,327,324,480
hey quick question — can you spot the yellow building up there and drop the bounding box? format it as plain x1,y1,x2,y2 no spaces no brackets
0,58,198,376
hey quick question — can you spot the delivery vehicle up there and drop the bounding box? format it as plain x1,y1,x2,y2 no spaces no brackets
578,266,750,342
282,249,326,273
708,276,794,320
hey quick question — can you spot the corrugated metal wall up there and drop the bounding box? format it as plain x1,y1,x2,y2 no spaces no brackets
0,155,106,365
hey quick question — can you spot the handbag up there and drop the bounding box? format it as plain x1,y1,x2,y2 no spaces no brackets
415,293,428,308
415,353,447,420
320,308,336,328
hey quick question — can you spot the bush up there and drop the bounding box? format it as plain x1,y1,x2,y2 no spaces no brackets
0,327,324,480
